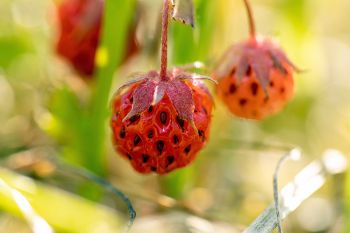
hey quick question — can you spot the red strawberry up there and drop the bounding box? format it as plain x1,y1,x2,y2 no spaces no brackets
111,70,213,174
214,0,298,120
111,0,214,174
56,0,138,77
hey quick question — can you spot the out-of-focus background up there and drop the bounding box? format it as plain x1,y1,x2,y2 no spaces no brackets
0,0,349,232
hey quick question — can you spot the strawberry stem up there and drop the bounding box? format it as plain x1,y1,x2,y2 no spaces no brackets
160,0,170,81
243,0,256,38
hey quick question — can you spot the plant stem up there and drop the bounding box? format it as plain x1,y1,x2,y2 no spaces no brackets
242,0,256,38
86,0,135,175
160,0,170,81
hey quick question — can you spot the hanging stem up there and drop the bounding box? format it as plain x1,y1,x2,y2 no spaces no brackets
160,0,170,81
242,0,256,38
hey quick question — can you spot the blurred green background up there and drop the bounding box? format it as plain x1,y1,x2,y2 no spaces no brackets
0,0,349,232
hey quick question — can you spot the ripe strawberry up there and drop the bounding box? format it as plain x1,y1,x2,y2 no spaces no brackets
214,0,298,120
56,0,138,77
111,70,213,174
111,0,214,174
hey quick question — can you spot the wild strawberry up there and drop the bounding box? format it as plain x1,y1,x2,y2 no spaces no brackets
56,0,138,77
111,70,213,174
214,0,298,120
110,0,214,174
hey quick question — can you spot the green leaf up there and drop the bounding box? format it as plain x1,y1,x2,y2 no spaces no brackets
81,0,136,175
0,35,33,69
170,0,216,64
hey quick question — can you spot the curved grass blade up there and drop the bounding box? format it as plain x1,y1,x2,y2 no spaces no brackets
244,150,348,233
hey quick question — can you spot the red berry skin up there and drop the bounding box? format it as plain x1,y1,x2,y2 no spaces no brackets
56,0,138,77
214,37,297,120
111,81,212,175
56,0,102,76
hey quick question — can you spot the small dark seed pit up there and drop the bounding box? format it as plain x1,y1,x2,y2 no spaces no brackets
239,98,248,106
251,82,259,96
229,83,237,94
129,114,140,124
184,145,191,154
151,166,157,172
142,154,150,163
148,106,153,113
119,127,126,139
160,112,167,124
148,130,154,139
173,135,179,144
167,156,175,165
156,140,165,154
134,135,141,146
176,116,185,130
246,65,252,76
198,130,204,137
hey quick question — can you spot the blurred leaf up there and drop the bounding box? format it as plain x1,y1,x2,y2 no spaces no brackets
278,0,308,34
0,35,33,69
82,0,137,175
48,87,87,164
170,0,216,64
172,0,195,27
0,168,126,233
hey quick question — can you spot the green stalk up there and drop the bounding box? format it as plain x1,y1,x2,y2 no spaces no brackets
83,0,136,175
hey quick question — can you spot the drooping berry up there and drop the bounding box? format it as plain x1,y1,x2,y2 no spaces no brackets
214,0,298,120
215,37,297,120
111,70,213,174
56,0,138,77
111,0,214,174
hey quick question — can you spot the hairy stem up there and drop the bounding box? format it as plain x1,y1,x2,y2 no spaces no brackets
242,0,256,38
160,0,170,81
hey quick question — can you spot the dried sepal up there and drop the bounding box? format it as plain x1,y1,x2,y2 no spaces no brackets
176,72,217,84
235,55,250,83
214,45,241,79
171,0,195,27
268,45,301,73
215,37,299,96
251,49,273,94
166,79,195,123
119,67,213,128
174,70,215,102
117,71,158,94
269,51,288,75
152,81,167,105
123,81,157,121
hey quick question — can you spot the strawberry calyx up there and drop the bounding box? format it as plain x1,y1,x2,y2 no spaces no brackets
118,68,215,126
215,36,299,96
